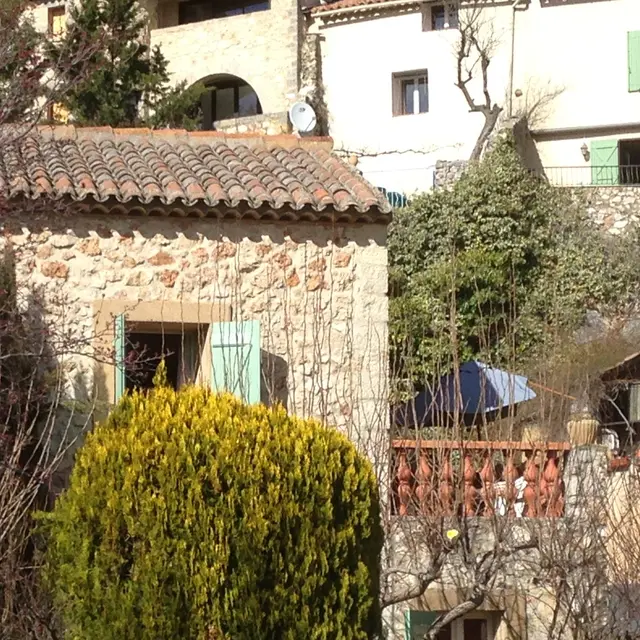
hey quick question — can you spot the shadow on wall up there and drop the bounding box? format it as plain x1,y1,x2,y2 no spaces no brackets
511,118,544,175
262,350,289,410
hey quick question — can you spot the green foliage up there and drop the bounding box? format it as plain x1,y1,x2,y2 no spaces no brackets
0,0,47,121
49,0,204,128
43,386,382,640
389,134,640,382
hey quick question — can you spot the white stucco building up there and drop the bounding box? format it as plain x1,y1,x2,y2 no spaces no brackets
309,0,640,195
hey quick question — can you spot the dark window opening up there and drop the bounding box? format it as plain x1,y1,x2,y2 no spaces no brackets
619,139,640,184
125,330,202,392
429,3,458,31
435,624,452,640
464,618,489,640
393,71,429,116
598,383,640,454
179,0,269,24
201,78,262,129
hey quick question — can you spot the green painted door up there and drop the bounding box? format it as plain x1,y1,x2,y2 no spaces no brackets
590,140,619,185
211,320,261,404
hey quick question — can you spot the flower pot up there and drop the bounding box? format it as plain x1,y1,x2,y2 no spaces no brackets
566,416,598,446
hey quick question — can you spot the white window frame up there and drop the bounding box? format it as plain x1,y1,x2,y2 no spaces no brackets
392,70,429,117
423,2,459,31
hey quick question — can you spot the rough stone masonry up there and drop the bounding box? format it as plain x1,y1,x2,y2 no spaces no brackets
4,214,389,458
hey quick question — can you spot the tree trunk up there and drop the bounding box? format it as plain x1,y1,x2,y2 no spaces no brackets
469,105,503,161
424,594,484,640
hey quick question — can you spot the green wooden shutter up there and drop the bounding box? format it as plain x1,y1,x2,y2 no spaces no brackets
590,140,619,185
114,313,126,403
211,320,261,404
404,611,440,640
630,383,640,423
629,31,640,92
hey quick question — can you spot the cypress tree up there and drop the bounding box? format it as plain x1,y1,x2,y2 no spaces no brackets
49,0,205,128
44,385,382,639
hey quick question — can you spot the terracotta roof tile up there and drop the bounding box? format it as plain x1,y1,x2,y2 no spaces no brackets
311,0,418,14
0,126,391,223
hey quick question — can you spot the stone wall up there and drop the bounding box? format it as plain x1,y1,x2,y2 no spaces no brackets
4,213,389,464
434,160,468,189
27,1,304,118
578,186,640,235
146,0,301,115
213,112,290,135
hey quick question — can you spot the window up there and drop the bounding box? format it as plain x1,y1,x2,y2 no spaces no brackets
619,139,640,184
178,0,269,24
393,71,429,116
590,138,640,185
201,78,262,128
124,329,202,392
628,31,640,92
405,611,495,640
114,315,261,404
47,102,70,124
48,6,66,36
424,3,459,31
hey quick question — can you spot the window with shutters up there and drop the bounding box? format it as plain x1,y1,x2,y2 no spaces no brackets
628,31,640,92
112,312,260,405
114,319,206,397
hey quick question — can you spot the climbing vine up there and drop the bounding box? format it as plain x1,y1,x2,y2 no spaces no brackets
389,134,640,385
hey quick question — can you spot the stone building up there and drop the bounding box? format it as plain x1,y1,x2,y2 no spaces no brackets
31,0,323,136
0,125,390,463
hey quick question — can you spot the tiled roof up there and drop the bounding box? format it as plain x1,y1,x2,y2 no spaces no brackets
310,0,418,14
0,126,391,223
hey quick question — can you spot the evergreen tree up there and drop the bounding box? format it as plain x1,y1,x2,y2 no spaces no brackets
44,385,382,640
0,0,49,122
49,0,205,128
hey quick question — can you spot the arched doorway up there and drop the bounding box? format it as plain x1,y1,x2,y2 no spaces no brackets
200,74,263,130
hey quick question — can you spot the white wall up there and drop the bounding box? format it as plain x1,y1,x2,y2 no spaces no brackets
315,0,640,194
316,5,511,194
514,0,640,169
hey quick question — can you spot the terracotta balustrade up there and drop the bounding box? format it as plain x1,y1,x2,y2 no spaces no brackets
391,440,571,518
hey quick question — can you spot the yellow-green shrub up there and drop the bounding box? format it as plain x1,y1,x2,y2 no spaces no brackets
44,384,382,640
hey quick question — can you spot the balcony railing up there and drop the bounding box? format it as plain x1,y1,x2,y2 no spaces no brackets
391,440,571,518
543,165,640,187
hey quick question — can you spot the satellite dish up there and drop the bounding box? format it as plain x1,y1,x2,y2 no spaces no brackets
289,102,317,134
